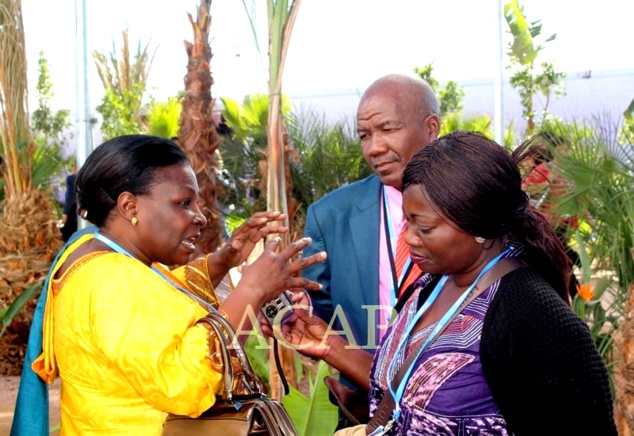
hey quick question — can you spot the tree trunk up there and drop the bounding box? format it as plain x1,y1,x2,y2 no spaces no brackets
613,283,634,435
177,0,223,255
0,0,64,375
0,190,63,375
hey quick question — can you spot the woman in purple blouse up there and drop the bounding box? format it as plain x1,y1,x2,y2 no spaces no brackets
267,131,616,436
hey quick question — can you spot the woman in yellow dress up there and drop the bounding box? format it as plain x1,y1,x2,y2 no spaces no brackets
13,134,325,435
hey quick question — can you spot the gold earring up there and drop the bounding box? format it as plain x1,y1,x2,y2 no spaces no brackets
131,216,138,226
475,236,485,244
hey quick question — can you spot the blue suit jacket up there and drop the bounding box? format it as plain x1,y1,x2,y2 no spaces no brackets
302,175,383,351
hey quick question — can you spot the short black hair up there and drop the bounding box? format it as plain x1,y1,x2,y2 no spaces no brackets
75,135,188,227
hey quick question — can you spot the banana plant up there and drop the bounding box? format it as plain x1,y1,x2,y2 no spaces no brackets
282,360,339,436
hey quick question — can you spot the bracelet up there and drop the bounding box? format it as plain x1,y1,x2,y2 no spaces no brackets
216,308,230,322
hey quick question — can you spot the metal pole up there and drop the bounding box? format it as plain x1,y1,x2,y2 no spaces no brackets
493,0,505,146
75,0,91,228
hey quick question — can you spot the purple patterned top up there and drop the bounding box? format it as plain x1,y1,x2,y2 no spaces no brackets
369,275,510,435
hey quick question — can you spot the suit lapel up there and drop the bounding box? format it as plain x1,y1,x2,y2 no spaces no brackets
349,176,381,307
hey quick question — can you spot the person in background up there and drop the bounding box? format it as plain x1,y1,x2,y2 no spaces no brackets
521,131,581,299
302,74,440,351
300,74,440,428
11,134,326,435
271,130,616,435
59,170,78,242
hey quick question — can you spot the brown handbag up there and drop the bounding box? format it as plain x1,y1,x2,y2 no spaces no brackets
162,311,299,436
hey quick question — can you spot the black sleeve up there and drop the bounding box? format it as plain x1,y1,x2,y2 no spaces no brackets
481,267,617,436
63,174,77,216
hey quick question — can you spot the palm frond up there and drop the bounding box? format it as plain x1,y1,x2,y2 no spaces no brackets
146,97,181,139
553,116,634,304
440,112,492,137
287,108,371,211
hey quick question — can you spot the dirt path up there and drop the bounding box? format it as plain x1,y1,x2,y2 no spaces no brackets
0,376,60,436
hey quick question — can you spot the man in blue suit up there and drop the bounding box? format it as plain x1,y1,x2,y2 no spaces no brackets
302,74,440,353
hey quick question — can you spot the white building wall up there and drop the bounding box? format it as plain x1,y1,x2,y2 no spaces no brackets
287,68,634,142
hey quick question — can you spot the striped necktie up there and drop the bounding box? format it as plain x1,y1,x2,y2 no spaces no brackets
395,223,423,295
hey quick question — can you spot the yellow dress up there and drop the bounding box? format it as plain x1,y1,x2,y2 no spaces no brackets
33,234,224,435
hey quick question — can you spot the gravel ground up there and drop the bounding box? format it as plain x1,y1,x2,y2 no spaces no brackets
0,376,60,435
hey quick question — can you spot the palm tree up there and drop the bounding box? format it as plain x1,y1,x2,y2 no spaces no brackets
219,96,372,239
287,109,372,234
219,93,292,218
176,0,224,254
263,0,302,236
0,0,63,374
241,0,303,400
548,117,634,432
614,286,634,435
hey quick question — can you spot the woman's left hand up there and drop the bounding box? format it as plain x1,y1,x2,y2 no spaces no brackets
260,298,333,361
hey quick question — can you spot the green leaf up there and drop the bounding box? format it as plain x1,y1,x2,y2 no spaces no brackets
590,319,604,338
544,33,557,42
282,360,338,436
504,0,538,65
146,97,181,139
1,282,43,337
592,301,607,321
572,294,586,318
575,230,592,283
592,277,613,301
243,334,273,386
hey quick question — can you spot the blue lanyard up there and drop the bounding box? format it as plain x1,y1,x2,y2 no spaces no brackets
385,248,510,423
93,230,216,312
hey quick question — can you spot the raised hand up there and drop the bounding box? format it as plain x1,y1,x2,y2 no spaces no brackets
218,236,326,332
239,236,326,303
220,211,289,269
205,212,289,286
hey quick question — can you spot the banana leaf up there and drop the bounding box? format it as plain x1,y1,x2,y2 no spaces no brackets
282,360,338,436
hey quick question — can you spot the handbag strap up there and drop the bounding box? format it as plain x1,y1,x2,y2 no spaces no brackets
199,311,263,400
366,257,523,433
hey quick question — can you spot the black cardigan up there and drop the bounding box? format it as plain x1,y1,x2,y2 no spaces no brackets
405,266,617,435
479,267,617,435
